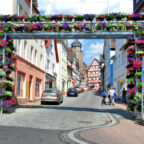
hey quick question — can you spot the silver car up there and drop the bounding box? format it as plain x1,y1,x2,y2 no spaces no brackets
41,89,63,105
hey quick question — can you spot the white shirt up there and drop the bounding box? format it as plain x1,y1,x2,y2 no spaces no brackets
108,89,115,96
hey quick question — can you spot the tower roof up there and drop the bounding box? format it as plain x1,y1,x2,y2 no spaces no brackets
71,39,82,47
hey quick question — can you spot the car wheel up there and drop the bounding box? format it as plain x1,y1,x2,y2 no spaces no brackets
57,101,60,105
41,101,44,105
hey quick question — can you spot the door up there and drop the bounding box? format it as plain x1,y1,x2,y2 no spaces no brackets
29,75,33,101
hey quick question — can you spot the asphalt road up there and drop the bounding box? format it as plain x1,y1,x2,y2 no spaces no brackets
0,91,134,144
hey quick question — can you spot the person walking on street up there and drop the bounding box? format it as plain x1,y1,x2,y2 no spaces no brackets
107,88,110,104
108,87,117,105
101,89,106,105
122,88,127,103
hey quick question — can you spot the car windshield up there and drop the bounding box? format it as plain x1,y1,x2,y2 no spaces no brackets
44,90,58,93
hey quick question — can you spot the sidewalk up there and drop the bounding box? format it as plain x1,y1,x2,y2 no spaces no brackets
79,102,144,144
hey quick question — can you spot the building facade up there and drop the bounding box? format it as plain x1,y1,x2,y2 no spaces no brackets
71,40,84,85
56,40,68,94
87,58,100,91
0,0,45,104
45,40,58,89
133,0,144,12
103,39,115,90
113,39,128,99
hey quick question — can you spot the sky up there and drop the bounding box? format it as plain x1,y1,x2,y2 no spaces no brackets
37,0,133,65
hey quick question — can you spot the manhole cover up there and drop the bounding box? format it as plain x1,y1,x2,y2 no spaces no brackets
77,121,92,124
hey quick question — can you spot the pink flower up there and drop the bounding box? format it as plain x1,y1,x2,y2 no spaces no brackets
100,14,105,18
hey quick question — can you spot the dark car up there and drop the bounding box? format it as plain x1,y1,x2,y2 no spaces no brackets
67,88,78,97
41,89,63,105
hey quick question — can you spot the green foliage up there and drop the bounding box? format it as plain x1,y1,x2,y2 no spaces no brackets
128,77,135,82
135,72,142,77
136,51,144,55
137,82,142,88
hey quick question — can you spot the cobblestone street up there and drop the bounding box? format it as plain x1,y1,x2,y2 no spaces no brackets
0,91,139,144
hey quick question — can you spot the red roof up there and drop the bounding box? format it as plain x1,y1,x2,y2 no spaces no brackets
87,65,90,70
67,47,71,53
45,39,51,48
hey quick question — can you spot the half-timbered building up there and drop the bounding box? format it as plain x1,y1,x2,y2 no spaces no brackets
87,58,100,91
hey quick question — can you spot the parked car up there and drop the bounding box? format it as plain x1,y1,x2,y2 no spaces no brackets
75,86,81,93
67,88,78,97
41,89,63,105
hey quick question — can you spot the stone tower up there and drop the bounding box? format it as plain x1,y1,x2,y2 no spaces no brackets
71,39,84,77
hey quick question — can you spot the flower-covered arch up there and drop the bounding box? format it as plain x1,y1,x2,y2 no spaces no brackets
0,13,144,113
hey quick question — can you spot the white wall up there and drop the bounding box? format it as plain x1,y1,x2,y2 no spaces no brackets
113,39,128,98
46,40,57,76
56,40,68,92
0,0,46,71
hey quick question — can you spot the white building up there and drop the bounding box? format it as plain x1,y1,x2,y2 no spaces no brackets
113,39,128,99
56,40,68,94
0,0,46,104
45,40,58,89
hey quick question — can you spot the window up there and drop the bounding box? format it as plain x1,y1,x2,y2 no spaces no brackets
24,41,27,59
35,50,37,65
17,40,21,55
35,79,41,97
47,59,50,69
18,5,23,15
17,71,25,97
40,54,43,68
30,46,33,63
53,64,55,72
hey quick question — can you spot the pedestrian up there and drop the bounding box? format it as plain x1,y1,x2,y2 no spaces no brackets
101,89,106,105
107,88,110,104
108,87,117,105
122,88,127,103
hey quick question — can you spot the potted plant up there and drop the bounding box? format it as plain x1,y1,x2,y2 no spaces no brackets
0,39,8,48
25,15,31,22
135,72,142,79
68,24,74,31
133,13,143,21
105,13,115,21
135,40,144,48
0,71,5,79
17,15,26,22
0,31,4,39
125,23,133,31
84,14,95,21
44,15,52,22
43,24,52,32
136,51,144,59
137,82,142,92
0,62,4,68
74,24,83,32
115,13,127,20
52,14,63,22
74,14,84,21
64,15,74,22
96,14,105,21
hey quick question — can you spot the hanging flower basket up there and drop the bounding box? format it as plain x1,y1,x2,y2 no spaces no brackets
135,40,144,48
64,15,74,22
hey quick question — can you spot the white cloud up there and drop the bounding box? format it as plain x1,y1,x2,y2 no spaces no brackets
38,0,133,14
85,42,104,60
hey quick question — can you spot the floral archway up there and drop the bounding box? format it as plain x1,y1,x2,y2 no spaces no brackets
0,13,144,114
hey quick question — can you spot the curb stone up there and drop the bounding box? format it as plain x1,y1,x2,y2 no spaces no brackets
60,113,117,144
